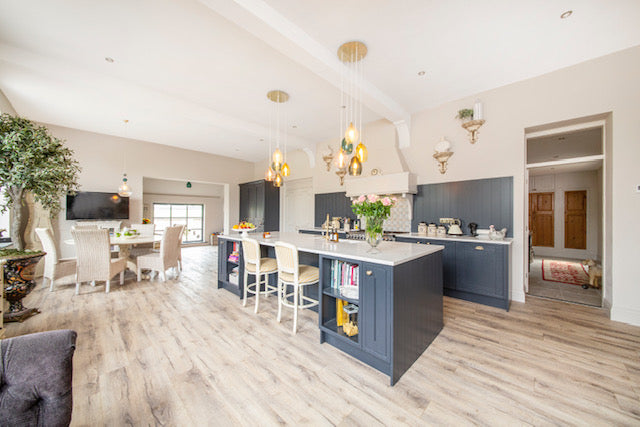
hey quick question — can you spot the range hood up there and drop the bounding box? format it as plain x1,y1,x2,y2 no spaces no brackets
345,172,417,197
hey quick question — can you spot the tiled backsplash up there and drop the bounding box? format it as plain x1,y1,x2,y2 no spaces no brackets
383,195,412,232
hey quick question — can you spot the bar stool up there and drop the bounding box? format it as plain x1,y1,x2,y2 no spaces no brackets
241,238,278,313
274,241,319,334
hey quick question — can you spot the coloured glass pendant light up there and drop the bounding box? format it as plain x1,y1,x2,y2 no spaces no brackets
348,155,362,176
337,41,368,178
273,173,283,187
266,89,290,186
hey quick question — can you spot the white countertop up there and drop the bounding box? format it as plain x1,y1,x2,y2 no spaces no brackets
400,232,513,245
220,231,443,266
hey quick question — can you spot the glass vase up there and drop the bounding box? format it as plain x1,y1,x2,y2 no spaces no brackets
365,216,384,252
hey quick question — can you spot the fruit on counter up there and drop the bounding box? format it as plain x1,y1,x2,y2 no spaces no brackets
232,221,255,230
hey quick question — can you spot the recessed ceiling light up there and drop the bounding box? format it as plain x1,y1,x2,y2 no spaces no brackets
560,10,572,19
417,71,426,76
259,138,264,141
105,57,115,63
292,125,297,128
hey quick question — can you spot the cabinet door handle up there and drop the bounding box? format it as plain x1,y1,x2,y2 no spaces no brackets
475,246,484,251
366,270,373,276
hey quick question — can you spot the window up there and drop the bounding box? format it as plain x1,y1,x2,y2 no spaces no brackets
153,203,204,243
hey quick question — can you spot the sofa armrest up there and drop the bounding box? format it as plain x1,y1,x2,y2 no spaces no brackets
0,329,77,427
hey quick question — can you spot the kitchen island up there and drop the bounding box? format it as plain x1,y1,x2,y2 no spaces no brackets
217,232,444,385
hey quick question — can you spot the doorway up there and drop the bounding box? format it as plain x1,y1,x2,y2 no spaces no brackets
281,177,313,232
525,126,604,307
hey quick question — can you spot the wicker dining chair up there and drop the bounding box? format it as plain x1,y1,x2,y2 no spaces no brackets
35,228,77,292
136,225,182,282
71,227,127,294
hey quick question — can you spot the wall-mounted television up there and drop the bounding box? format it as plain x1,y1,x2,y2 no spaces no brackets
66,191,129,220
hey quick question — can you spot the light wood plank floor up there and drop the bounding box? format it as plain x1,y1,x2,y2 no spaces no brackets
5,246,640,425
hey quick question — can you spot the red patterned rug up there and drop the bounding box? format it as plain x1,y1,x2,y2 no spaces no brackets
541,259,589,286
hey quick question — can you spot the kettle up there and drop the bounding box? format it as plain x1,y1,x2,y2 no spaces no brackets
447,219,463,235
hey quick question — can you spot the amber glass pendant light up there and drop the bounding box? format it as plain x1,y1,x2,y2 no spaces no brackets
336,41,368,183
348,155,362,176
266,90,290,187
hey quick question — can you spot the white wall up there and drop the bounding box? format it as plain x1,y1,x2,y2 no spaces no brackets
269,45,640,326
44,124,254,258
0,89,16,114
529,170,602,260
142,178,224,241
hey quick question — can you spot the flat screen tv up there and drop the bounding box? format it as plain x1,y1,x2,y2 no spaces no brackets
66,191,129,220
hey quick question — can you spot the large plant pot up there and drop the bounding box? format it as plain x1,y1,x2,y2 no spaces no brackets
2,252,45,322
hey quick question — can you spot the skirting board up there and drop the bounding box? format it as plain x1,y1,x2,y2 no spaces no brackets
611,305,640,327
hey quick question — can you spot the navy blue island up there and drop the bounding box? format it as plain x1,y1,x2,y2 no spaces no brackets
218,232,444,385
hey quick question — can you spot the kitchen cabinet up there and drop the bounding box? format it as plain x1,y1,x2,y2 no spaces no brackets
394,236,510,310
239,180,279,231
360,262,390,361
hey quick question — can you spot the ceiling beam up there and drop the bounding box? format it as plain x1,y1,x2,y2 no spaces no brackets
199,0,412,129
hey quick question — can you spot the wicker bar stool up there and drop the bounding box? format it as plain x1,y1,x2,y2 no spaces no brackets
241,238,278,313
274,241,319,334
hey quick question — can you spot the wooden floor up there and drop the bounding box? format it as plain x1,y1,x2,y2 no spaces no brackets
5,246,640,425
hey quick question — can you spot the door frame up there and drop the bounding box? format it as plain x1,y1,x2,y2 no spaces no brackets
523,118,607,304
279,177,313,232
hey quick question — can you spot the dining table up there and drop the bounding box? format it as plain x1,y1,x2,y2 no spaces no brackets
65,234,162,272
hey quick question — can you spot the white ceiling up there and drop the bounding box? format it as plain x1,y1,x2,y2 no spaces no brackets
527,127,602,164
1,0,639,161
528,159,602,176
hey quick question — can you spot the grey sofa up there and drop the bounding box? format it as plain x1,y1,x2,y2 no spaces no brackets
0,329,77,426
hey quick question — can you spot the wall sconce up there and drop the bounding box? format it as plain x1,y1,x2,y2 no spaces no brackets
433,136,453,174
461,100,485,144
336,168,347,185
322,145,334,171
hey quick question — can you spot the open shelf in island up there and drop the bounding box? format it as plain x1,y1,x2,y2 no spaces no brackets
217,232,444,385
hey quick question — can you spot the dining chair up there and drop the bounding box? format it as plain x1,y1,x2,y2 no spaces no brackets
35,227,76,292
176,224,185,271
128,223,156,258
71,227,127,294
274,241,319,334
136,225,182,282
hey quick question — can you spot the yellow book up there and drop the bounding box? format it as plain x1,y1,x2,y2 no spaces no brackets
336,299,346,326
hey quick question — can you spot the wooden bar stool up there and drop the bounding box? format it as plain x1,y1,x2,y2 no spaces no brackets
241,238,278,313
274,241,319,334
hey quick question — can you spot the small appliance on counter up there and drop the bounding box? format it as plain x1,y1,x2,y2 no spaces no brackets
468,222,478,237
447,219,463,236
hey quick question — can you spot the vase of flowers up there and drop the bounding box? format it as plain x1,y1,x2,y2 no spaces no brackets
352,194,396,252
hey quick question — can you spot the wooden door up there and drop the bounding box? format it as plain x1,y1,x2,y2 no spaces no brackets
529,192,554,247
565,190,587,249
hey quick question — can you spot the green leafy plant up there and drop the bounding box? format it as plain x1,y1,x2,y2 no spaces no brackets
0,113,81,250
351,194,396,234
456,108,474,120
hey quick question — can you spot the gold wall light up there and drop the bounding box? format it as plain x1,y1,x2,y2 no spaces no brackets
433,136,453,174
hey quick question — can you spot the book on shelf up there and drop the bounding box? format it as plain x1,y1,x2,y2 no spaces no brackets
329,259,359,298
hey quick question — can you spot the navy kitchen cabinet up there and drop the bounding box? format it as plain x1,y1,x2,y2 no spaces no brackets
239,180,279,231
394,236,509,311
360,262,391,361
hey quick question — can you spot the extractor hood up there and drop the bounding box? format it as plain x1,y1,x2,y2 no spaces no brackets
345,172,417,197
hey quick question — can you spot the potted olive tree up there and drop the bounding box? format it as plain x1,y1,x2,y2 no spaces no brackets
0,113,80,321
0,113,80,250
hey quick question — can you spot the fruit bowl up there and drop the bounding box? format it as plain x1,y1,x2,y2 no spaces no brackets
232,222,256,237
